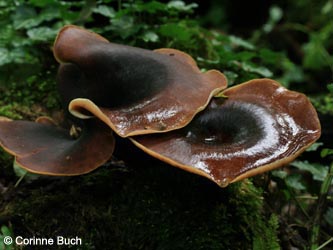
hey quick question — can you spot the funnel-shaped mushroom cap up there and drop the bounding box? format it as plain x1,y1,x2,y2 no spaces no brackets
54,25,227,137
130,79,321,187
0,118,115,175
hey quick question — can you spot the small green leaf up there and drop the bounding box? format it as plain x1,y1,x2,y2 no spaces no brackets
13,5,40,29
272,170,288,179
1,226,12,237
135,1,166,13
0,25,15,47
263,6,283,33
0,225,14,249
0,48,11,66
269,6,283,23
240,62,273,77
290,161,328,182
235,51,256,61
167,1,198,12
322,1,333,15
159,23,192,41
321,148,333,158
109,15,138,39
141,31,159,42
223,71,238,85
229,35,255,50
327,83,333,93
306,142,323,152
259,49,283,65
278,59,304,86
35,7,60,23
27,27,57,41
303,35,333,70
285,174,306,190
93,5,115,18
282,189,292,200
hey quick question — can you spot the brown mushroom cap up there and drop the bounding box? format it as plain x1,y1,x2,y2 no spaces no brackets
55,25,227,137
130,79,321,187
0,118,115,176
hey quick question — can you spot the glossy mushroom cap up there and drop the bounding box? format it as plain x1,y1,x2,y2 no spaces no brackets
0,118,115,176
54,25,227,137
130,79,321,187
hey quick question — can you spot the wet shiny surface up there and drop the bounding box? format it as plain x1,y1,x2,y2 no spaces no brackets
131,79,321,187
184,103,264,146
55,26,227,137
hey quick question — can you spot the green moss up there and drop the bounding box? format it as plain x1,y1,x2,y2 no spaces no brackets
253,215,280,250
0,101,18,119
3,160,280,250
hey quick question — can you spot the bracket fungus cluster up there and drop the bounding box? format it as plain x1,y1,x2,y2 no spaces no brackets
0,25,321,187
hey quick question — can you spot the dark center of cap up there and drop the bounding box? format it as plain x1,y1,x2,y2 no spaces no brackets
184,102,265,147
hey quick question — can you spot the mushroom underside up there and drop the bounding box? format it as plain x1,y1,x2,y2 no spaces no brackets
0,118,115,175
